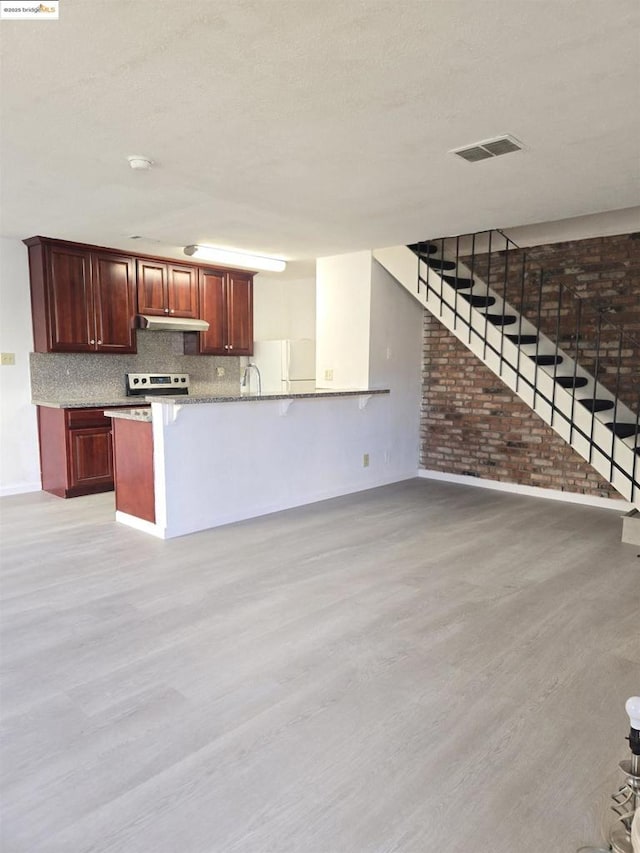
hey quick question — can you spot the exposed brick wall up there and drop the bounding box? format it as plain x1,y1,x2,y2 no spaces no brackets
462,232,640,409
421,232,640,500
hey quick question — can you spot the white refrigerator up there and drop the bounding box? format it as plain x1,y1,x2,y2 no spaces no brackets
252,339,316,394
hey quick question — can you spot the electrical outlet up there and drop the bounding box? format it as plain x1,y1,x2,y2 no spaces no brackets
363,453,370,467
1,352,15,366
324,369,333,381
216,366,225,377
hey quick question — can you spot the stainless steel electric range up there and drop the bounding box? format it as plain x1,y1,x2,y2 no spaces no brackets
125,372,190,397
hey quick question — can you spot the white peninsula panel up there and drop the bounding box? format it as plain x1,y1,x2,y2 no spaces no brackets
135,391,409,538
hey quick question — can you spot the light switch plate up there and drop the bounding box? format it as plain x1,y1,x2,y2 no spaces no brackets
1,352,16,366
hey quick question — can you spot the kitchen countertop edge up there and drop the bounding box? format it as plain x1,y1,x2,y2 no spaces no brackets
33,398,149,409
148,389,391,404
104,408,153,422
33,389,390,408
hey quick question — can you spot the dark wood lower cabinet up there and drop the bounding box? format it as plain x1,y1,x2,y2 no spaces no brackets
111,418,155,523
37,406,135,498
68,427,113,493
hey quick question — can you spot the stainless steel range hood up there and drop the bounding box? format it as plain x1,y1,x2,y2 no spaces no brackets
137,315,209,332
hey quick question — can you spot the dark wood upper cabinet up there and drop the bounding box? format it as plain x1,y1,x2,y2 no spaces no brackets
25,237,137,354
137,260,199,318
185,268,253,356
136,260,167,316
44,244,93,352
92,252,136,352
25,236,252,357
196,269,226,354
226,272,253,355
167,264,199,318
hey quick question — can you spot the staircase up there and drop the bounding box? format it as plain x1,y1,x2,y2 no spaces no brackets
373,231,640,509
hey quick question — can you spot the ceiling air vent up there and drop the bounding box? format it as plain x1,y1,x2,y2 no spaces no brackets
451,134,523,163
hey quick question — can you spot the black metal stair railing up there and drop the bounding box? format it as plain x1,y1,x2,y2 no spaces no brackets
410,230,640,502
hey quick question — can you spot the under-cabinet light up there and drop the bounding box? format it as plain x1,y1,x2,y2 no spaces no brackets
184,245,286,273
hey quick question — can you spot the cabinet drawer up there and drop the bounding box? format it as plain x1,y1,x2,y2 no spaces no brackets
66,408,111,429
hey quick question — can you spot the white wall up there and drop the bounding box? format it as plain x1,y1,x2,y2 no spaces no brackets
369,259,423,476
0,238,40,495
253,273,316,341
142,249,425,538
316,251,372,389
314,249,423,475
506,206,640,248
146,393,414,538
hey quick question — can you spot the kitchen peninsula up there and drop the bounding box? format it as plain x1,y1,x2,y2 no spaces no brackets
106,388,392,539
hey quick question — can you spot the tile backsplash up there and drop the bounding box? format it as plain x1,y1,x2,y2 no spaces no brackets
30,331,242,400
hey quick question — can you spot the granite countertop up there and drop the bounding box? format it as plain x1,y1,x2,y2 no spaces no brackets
104,408,152,423
32,398,146,409
33,389,390,409
148,389,390,405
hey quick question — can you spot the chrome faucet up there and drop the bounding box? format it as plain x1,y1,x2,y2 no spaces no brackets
241,363,262,396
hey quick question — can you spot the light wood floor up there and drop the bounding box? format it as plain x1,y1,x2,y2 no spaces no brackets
1,479,638,853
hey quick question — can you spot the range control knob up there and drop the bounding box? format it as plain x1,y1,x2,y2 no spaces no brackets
141,378,147,384
174,377,179,383
181,377,186,383
133,378,139,385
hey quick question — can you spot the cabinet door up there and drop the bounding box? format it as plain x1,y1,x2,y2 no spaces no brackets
197,269,227,354
92,253,137,353
226,272,253,356
112,419,155,523
68,427,114,493
167,264,199,318
137,260,167,315
46,245,94,351
37,405,69,497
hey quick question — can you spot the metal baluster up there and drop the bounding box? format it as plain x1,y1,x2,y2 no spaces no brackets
483,231,492,360
588,314,602,464
417,240,422,295
515,252,526,393
532,268,544,409
610,330,624,484
424,239,431,296
550,281,563,427
569,299,581,446
453,235,460,331
468,232,476,345
632,384,640,503
439,237,445,318
498,235,508,376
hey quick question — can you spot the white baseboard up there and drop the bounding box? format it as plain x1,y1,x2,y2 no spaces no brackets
418,469,633,513
115,511,167,538
159,472,420,539
0,482,42,497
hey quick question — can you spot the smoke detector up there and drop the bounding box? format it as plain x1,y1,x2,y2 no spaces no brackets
450,134,524,163
127,155,153,171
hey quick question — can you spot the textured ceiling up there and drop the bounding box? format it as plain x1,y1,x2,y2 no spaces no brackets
1,0,639,263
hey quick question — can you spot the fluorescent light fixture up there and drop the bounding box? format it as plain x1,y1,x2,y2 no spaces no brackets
184,244,286,272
